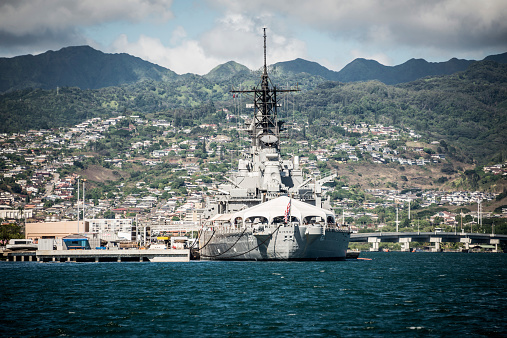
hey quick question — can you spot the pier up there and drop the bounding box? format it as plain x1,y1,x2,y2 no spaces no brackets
3,249,190,262
350,232,507,252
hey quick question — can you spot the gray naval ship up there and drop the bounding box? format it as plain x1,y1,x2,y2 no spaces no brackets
199,29,350,260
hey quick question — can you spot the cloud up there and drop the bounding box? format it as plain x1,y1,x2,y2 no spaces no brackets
210,0,507,52
0,0,174,54
111,33,221,75
199,12,308,70
170,26,187,46
109,11,308,75
2,0,506,73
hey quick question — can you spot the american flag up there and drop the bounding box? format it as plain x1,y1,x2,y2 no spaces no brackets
284,199,291,223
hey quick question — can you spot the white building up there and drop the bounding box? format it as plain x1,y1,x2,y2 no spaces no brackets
87,218,134,240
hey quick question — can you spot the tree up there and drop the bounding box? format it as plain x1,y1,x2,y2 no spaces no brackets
0,223,23,242
357,215,372,225
103,210,115,219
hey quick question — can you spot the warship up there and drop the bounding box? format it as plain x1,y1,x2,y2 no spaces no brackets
199,29,350,260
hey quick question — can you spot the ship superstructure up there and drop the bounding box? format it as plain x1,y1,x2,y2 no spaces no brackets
205,28,334,218
199,29,349,261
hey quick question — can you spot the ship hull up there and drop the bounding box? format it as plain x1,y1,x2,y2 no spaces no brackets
200,226,350,261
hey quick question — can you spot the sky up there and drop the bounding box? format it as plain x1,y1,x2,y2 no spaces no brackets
1,0,507,75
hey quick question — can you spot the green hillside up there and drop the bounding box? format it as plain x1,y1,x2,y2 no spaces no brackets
298,61,507,164
0,60,505,166
204,61,251,82
0,46,178,93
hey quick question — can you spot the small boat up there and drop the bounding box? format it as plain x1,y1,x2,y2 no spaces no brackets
6,239,38,251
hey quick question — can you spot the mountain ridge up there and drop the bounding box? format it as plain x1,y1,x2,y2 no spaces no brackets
0,45,178,93
1,45,506,93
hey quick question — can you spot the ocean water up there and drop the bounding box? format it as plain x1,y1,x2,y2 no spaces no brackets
1,252,506,337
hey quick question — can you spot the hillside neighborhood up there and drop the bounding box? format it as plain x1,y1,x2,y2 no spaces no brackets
1,111,505,242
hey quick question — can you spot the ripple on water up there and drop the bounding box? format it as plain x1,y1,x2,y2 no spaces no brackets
1,254,506,336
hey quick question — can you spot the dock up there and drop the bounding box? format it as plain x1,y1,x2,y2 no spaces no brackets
2,249,190,262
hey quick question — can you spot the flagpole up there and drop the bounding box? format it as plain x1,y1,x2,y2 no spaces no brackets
284,195,292,225
289,195,291,225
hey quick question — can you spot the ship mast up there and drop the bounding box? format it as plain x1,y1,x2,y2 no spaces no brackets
231,28,298,153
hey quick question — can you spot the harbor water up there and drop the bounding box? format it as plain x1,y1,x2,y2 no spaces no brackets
1,252,506,337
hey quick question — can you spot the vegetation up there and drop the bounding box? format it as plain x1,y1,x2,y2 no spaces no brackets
1,60,505,166
1,48,506,244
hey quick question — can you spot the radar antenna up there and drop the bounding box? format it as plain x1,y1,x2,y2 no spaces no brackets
231,28,299,153
262,27,268,89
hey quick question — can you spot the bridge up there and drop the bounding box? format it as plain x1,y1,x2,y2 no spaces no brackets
350,232,507,252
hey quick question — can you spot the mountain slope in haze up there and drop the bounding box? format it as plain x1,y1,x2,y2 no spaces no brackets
335,57,475,84
271,52,507,85
270,58,337,80
1,45,506,93
0,46,178,93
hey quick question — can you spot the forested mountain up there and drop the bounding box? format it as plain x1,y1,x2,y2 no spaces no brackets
0,46,178,93
204,61,251,81
298,61,507,164
270,58,338,80
1,45,506,94
334,57,474,84
271,53,507,84
0,58,505,165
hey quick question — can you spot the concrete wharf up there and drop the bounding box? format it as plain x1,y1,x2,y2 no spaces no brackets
2,249,190,262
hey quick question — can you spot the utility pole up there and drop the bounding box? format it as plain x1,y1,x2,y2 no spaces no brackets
479,200,483,227
396,206,399,233
144,223,147,247
476,199,482,233
82,179,86,230
460,209,463,233
77,178,80,233
408,199,411,220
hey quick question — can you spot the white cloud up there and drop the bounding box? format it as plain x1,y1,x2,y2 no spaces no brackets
170,26,187,46
110,33,220,75
199,12,307,70
109,10,308,75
